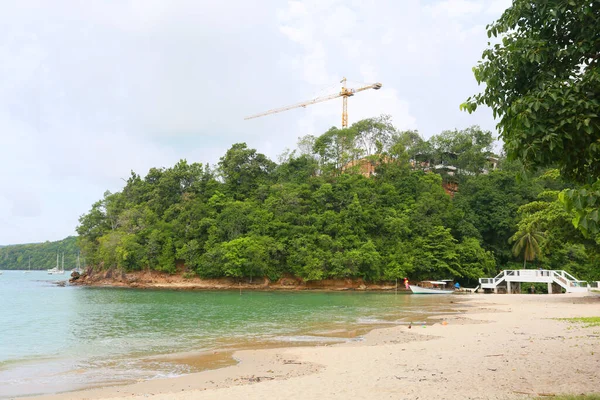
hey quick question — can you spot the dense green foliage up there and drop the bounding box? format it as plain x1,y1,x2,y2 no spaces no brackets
0,236,79,270
462,0,600,237
75,120,600,283
461,0,600,182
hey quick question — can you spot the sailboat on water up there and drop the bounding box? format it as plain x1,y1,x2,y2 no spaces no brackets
24,256,31,273
47,253,65,275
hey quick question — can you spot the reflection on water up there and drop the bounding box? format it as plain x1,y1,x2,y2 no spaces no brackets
0,270,456,397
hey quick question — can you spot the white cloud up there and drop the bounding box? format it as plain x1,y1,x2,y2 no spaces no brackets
275,1,419,135
0,0,509,244
486,0,513,15
427,0,484,18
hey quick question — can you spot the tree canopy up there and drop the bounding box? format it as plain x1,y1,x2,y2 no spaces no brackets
66,119,600,283
0,236,79,270
462,0,600,237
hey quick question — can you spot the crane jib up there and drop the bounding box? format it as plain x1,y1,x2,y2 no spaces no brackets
244,81,383,126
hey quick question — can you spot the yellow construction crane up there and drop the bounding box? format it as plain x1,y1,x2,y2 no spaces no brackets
244,78,382,128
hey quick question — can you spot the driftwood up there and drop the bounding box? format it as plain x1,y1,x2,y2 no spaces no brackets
512,391,556,397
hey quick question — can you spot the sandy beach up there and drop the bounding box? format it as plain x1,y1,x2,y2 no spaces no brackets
27,293,600,400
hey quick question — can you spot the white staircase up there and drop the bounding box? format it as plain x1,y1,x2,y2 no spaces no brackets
479,269,589,293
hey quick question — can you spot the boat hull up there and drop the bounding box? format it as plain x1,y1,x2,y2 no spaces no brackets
409,285,454,294
47,268,64,275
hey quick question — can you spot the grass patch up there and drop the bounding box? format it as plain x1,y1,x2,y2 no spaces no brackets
558,317,600,327
534,395,600,400
182,271,197,279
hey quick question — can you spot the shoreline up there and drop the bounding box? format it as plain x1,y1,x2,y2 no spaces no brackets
6,291,455,399
14,302,452,399
25,292,600,400
23,314,441,400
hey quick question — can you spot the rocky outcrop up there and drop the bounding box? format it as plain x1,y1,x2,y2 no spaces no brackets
68,270,80,284
70,267,406,292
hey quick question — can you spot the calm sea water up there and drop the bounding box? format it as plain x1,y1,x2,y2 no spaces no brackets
0,270,454,397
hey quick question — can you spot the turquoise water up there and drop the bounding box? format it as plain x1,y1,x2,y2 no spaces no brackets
0,270,454,397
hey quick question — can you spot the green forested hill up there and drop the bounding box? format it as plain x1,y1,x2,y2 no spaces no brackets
75,118,600,282
0,236,79,270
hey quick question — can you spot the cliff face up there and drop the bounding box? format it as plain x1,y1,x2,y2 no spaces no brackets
70,267,405,291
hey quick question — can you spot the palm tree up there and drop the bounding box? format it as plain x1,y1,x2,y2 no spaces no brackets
510,225,546,268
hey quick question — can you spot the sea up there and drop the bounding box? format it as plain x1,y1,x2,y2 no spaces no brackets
0,270,456,398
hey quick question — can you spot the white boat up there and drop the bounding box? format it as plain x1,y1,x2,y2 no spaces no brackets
409,280,455,294
47,254,59,274
47,253,65,275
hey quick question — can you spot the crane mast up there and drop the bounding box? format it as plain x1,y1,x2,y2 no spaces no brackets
245,78,382,128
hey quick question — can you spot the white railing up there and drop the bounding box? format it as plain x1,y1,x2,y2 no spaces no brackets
479,269,589,292
550,271,588,287
479,271,507,286
494,270,506,280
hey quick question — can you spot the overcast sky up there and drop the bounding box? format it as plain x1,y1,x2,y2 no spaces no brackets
0,0,510,245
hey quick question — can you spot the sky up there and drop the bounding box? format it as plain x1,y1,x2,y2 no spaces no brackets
0,0,511,245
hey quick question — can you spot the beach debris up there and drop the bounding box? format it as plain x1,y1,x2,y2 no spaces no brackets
243,375,275,383
442,321,448,326
484,354,504,357
283,360,302,365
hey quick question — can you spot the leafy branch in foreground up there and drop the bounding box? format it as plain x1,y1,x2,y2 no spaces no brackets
462,1,600,236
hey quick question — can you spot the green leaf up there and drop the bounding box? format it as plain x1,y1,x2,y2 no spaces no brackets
589,209,599,223
580,216,589,231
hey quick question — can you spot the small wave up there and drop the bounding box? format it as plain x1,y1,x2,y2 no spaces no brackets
356,317,399,325
151,371,185,379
